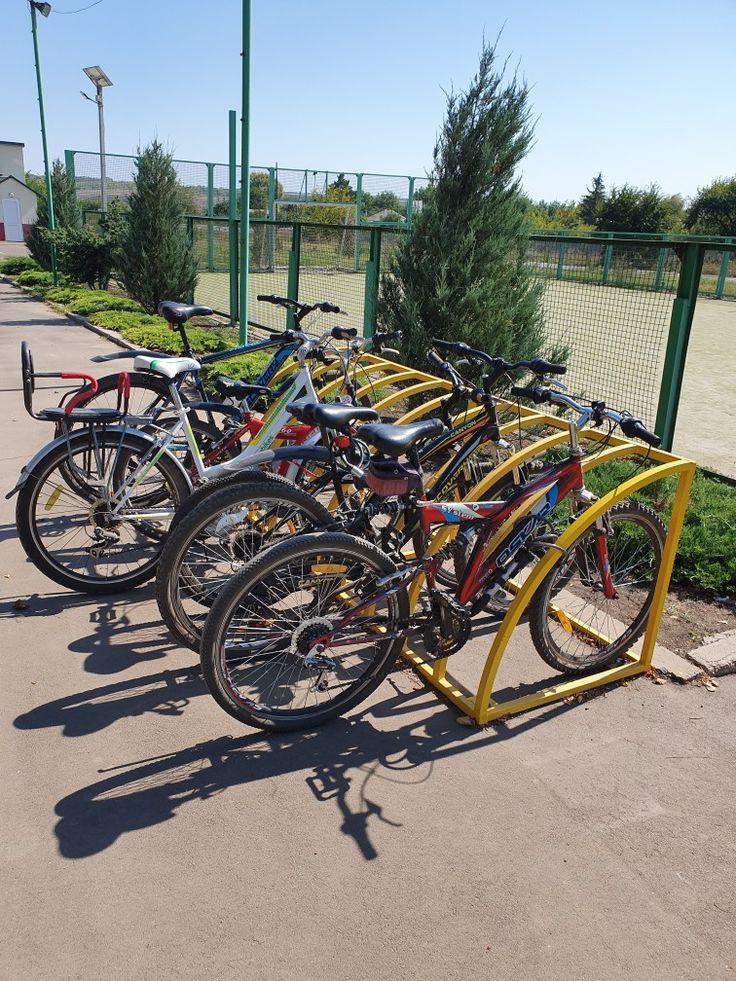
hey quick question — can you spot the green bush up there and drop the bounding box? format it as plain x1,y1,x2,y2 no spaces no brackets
67,293,143,316
88,311,164,333
14,270,56,292
585,462,736,594
0,256,40,275
44,286,87,305
54,225,115,290
199,351,272,386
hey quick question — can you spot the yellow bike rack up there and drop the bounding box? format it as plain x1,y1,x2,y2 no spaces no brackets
248,351,693,723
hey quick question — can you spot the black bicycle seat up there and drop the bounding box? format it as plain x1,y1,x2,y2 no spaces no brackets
358,419,444,456
286,402,378,432
158,301,213,324
214,376,272,400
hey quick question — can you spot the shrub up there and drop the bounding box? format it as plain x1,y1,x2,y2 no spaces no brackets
88,311,165,333
0,256,40,275
54,226,112,290
67,293,143,316
585,462,736,595
44,286,87,305
199,351,272,386
14,270,56,292
27,159,80,269
114,322,234,355
116,140,198,312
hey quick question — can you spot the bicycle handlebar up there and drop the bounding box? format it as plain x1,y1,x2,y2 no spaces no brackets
509,385,661,447
257,294,341,317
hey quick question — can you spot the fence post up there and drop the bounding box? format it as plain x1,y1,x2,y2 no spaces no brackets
287,223,301,329
64,150,77,211
363,227,382,338
266,166,276,272
555,232,567,280
715,239,733,299
228,109,239,328
353,174,363,273
406,176,415,228
654,243,704,450
654,245,667,291
206,163,215,273
601,232,614,285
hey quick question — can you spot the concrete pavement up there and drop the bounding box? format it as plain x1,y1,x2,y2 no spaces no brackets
2,280,736,981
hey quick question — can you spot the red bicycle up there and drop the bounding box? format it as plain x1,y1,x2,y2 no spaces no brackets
199,385,666,731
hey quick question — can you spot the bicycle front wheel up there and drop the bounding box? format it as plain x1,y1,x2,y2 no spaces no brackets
528,501,666,675
16,428,190,594
200,532,409,731
156,479,334,651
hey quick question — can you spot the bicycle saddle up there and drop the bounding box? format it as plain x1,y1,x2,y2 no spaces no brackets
158,301,214,324
286,402,378,432
214,376,273,400
358,419,444,457
133,355,201,379
38,407,124,423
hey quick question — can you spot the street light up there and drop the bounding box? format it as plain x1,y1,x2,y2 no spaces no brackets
29,0,57,284
81,65,112,212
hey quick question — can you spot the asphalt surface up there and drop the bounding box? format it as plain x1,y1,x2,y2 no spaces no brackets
2,280,735,981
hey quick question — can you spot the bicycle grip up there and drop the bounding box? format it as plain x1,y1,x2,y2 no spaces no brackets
529,358,566,376
427,350,446,370
620,417,661,447
510,385,550,404
320,302,342,314
331,326,358,340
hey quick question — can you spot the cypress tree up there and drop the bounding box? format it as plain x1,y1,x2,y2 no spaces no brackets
117,141,198,313
27,159,80,270
579,173,606,226
377,41,545,368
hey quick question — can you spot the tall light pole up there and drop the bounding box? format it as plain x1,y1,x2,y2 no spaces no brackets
239,0,251,343
81,65,113,212
29,0,57,285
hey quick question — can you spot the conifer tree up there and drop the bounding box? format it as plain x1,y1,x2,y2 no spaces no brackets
579,173,606,226
117,141,198,312
377,41,545,368
27,159,80,269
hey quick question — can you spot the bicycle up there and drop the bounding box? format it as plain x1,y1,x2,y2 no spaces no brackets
9,338,379,593
198,387,665,731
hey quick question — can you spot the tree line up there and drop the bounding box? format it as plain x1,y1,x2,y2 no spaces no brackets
527,173,736,237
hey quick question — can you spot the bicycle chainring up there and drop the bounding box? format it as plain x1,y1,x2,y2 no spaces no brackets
422,592,472,659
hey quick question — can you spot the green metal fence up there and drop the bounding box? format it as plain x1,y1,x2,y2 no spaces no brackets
78,199,733,467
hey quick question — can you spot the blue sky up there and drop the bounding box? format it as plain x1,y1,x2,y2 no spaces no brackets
5,0,735,201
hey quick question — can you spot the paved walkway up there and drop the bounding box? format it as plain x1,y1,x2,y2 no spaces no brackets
2,280,736,980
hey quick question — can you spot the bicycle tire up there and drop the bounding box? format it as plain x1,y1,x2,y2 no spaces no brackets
156,479,334,650
16,428,190,594
200,531,409,731
527,501,666,675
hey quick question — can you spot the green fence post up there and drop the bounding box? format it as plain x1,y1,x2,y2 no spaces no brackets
654,243,704,450
555,232,567,280
654,246,667,291
64,149,77,212
406,176,415,228
206,163,215,272
353,174,363,273
363,227,382,339
266,166,276,272
601,233,614,285
715,239,733,299
286,223,301,329
228,110,239,327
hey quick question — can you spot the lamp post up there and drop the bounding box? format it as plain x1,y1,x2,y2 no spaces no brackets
81,65,113,212
239,0,251,343
29,0,56,285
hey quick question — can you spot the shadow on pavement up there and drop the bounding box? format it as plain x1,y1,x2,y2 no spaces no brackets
51,684,574,863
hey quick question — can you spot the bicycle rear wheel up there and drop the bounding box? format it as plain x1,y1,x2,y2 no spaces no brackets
156,479,334,651
16,428,190,594
200,532,409,731
528,501,665,675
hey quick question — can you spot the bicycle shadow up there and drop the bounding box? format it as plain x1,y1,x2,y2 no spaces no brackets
52,684,574,862
14,663,203,737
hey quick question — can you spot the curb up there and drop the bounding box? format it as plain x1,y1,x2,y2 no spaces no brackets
686,628,736,677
